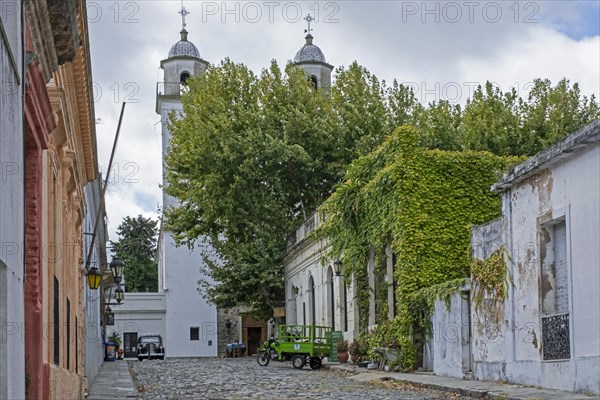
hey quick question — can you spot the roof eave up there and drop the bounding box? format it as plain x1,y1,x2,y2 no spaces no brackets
491,119,600,192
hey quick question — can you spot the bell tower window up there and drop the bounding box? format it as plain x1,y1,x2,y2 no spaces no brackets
180,72,191,85
310,75,318,89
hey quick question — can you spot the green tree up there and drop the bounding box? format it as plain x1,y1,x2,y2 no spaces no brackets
164,59,392,318
110,215,158,292
520,78,599,154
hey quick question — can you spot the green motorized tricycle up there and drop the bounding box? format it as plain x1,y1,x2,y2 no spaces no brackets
257,324,332,370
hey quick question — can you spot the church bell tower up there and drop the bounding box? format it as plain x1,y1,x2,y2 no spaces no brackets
292,14,333,89
155,4,218,358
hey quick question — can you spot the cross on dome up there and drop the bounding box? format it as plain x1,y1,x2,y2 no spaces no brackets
304,14,314,35
179,1,190,30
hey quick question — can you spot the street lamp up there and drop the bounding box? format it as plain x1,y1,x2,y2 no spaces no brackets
86,266,103,290
333,259,343,276
109,256,125,284
114,286,124,304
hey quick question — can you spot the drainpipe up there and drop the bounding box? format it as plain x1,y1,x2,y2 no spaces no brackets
21,0,26,282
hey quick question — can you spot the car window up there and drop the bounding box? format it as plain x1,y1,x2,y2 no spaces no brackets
140,336,161,344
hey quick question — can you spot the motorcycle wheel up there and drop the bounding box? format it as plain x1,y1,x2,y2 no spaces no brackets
309,357,322,370
257,351,270,366
292,355,306,369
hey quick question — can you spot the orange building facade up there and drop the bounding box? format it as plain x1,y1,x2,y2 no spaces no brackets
23,0,99,398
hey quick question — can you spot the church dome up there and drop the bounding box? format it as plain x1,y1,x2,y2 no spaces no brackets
293,34,326,63
168,29,201,58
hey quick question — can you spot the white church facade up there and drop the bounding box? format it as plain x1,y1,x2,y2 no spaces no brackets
110,9,335,358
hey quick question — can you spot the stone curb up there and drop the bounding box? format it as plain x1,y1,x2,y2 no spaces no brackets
322,364,597,400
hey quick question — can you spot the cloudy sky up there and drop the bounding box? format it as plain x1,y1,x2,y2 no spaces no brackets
87,0,600,240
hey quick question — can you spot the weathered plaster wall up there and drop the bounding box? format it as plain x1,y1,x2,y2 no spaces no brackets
428,284,472,379
472,139,600,394
470,218,506,374
46,362,84,400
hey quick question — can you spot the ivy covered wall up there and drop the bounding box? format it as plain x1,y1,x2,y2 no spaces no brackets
318,126,519,367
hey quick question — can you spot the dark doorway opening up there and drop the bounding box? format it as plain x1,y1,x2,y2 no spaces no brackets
247,327,262,355
123,332,138,358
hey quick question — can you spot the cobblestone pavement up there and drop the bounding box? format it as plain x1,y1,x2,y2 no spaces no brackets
130,357,473,400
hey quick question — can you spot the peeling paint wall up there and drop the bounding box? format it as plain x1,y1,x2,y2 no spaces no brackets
471,140,600,394
470,218,507,377
426,283,472,378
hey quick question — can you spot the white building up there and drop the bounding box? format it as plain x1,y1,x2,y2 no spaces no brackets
82,176,109,383
0,2,24,398
154,13,217,357
478,118,600,394
429,119,600,395
283,212,359,342
107,293,166,358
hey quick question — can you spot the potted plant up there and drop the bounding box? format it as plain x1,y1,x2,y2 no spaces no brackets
108,332,122,352
349,338,367,364
336,339,349,363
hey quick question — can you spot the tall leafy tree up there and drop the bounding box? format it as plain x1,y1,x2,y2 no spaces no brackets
110,215,159,292
520,78,599,154
164,56,599,318
164,59,393,318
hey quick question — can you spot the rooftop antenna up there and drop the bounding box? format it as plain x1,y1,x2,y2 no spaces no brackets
179,0,190,30
304,14,314,35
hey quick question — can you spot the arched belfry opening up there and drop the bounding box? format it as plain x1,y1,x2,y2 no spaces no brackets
180,72,191,85
310,75,318,89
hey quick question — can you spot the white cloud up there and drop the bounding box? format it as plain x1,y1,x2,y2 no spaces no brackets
88,1,600,240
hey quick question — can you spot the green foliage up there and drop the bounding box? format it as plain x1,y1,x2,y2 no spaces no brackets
108,332,122,348
348,337,368,364
110,215,158,292
416,79,599,155
319,126,519,368
164,60,392,318
471,246,512,323
408,278,467,337
163,52,597,321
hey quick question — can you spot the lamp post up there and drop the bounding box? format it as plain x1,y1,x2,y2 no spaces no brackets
114,286,124,304
85,255,126,304
109,256,125,284
86,266,103,290
333,259,343,276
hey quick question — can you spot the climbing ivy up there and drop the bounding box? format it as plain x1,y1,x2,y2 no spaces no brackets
471,246,512,324
318,126,519,368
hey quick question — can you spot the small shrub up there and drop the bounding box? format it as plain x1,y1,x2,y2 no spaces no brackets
336,339,348,353
349,338,367,364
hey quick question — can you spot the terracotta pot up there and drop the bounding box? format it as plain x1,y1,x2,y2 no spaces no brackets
338,351,349,363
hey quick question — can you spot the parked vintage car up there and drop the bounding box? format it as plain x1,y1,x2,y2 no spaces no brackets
137,334,165,361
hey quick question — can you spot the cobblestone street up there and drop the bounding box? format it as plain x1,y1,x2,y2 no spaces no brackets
130,358,473,400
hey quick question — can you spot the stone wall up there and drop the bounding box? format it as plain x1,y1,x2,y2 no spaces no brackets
217,309,242,357
46,363,84,400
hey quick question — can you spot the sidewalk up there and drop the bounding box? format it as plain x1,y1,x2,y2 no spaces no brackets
87,360,141,399
325,364,599,400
